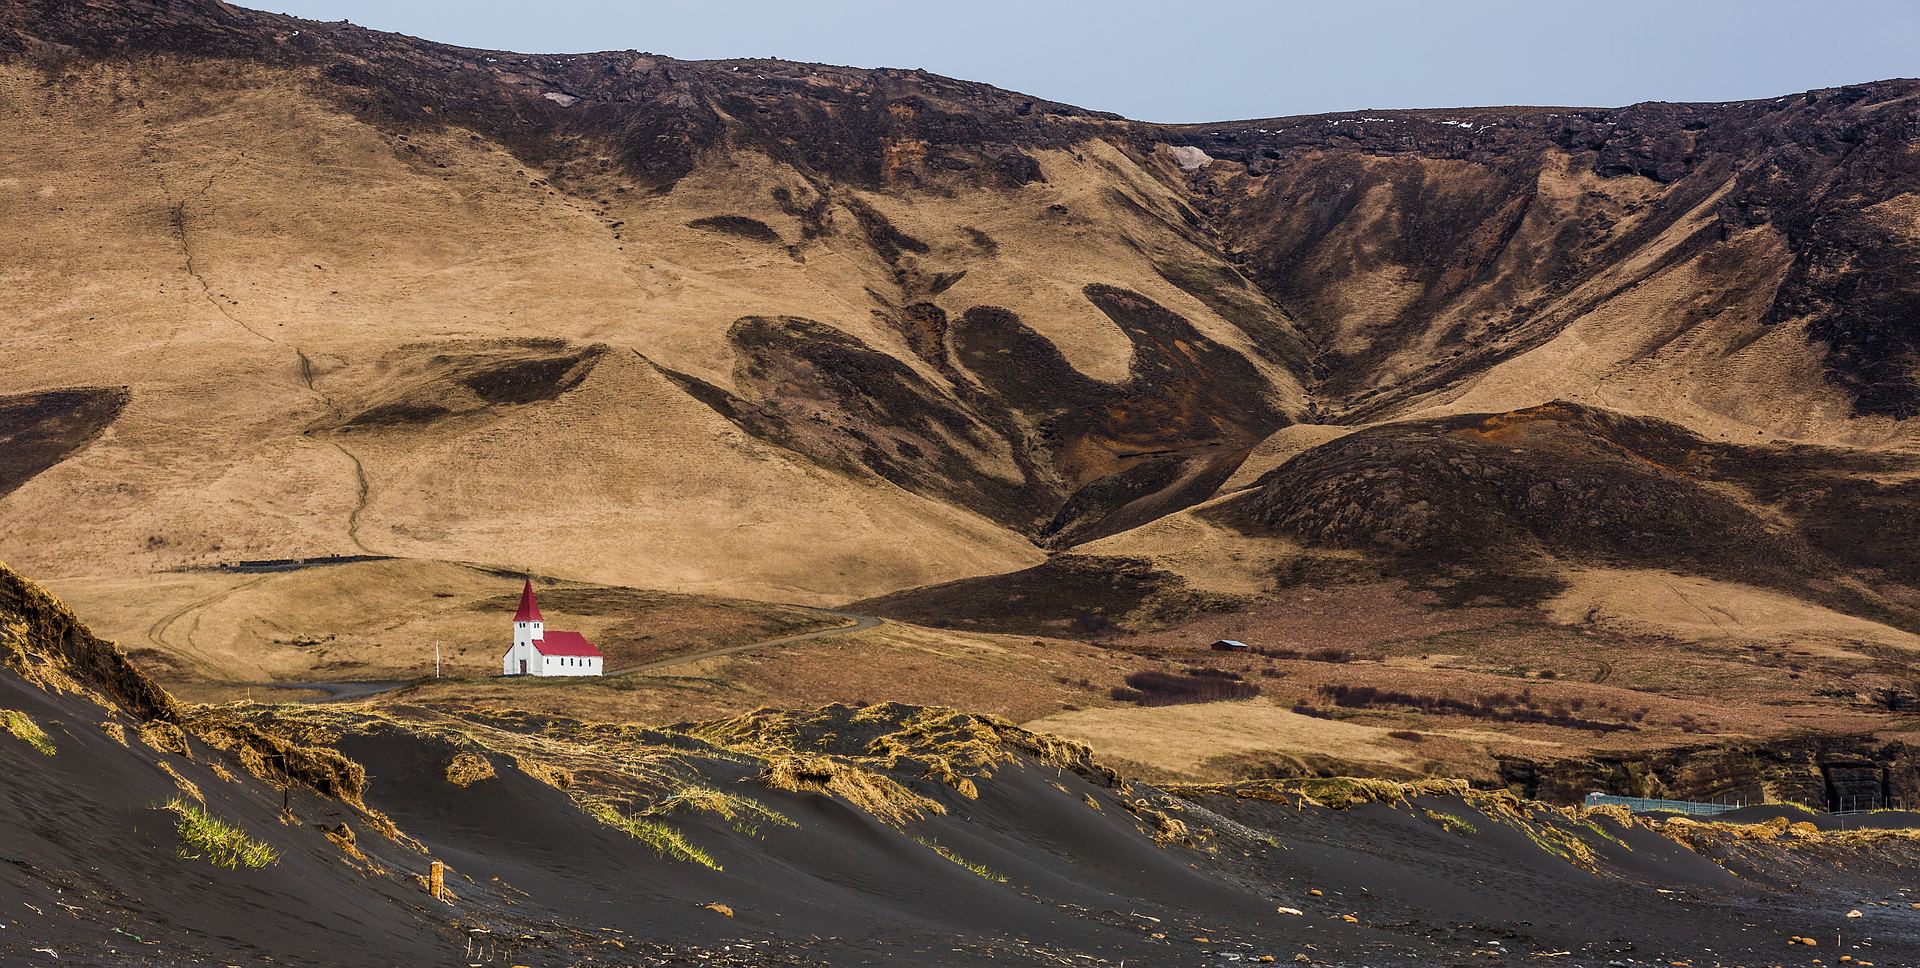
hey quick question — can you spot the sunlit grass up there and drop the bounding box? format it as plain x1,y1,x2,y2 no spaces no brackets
1,709,54,756
166,798,279,870
917,836,1008,883
586,801,721,870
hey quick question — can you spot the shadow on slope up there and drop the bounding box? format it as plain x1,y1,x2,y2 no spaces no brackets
0,387,128,498
1214,401,1920,626
657,285,1290,543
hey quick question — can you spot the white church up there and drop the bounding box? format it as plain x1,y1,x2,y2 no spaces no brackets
501,579,604,677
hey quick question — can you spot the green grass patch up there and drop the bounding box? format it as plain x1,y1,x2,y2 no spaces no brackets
1421,807,1477,835
165,798,278,870
917,836,1009,883
586,801,721,870
645,785,797,837
1577,816,1629,849
1,709,55,756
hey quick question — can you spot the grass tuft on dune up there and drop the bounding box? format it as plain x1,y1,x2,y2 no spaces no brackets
917,837,1009,882
166,797,278,870
1,708,54,755
586,800,721,870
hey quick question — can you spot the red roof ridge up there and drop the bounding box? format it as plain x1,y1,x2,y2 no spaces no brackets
533,629,601,657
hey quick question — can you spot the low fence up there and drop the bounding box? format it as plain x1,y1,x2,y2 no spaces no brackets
1585,792,1912,817
1581,793,1745,817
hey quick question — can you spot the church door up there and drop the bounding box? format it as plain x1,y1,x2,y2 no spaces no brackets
520,659,527,674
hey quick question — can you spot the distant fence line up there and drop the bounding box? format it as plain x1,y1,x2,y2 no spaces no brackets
1584,792,1911,816
1581,793,1745,817
207,554,393,573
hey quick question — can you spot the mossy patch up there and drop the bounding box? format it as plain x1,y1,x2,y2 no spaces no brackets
1,708,55,755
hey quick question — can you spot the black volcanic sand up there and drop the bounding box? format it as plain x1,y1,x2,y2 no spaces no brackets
4,552,1918,967
0,672,451,967
9,660,1920,967
1191,792,1920,966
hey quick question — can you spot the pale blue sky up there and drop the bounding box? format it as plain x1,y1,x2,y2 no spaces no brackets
258,1,1920,123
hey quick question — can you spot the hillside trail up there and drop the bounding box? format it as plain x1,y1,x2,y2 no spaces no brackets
144,573,276,678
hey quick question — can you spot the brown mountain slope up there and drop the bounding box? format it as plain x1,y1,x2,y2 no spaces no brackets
1,0,1917,612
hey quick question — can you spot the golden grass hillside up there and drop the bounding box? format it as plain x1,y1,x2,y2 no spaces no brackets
0,58,1305,602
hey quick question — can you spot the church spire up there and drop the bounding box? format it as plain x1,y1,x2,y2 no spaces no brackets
513,578,543,623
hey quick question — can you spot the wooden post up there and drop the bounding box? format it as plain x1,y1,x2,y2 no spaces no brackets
428,860,445,901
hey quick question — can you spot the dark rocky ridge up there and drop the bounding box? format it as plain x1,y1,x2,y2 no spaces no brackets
1172,86,1920,418
1,0,1114,190
1497,735,1920,811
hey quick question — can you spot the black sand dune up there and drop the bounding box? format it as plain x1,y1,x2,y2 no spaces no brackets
7,563,1920,966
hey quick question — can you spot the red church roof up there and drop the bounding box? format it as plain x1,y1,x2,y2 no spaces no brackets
533,630,601,657
513,579,543,623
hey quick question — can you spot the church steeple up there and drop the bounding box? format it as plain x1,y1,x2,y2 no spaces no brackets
513,578,543,623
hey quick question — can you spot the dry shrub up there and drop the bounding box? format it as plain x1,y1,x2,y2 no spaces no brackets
445,751,496,787
157,759,203,802
1122,797,1207,849
865,706,1016,798
138,720,192,757
318,821,370,863
761,754,945,827
517,758,574,790
1315,684,1636,732
185,707,419,850
189,712,366,802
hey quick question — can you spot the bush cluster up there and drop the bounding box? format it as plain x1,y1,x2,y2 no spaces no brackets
1312,684,1639,732
1112,668,1261,706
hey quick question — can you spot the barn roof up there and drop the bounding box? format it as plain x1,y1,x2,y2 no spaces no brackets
513,579,543,623
533,630,601,657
